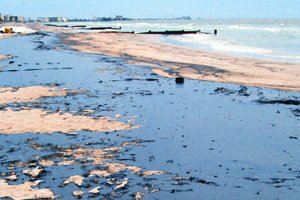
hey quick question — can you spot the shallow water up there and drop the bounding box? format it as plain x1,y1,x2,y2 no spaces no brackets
0,33,300,199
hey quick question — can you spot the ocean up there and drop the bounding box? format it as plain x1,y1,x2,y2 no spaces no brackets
64,19,300,63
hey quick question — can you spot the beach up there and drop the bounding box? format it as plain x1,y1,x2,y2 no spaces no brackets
0,23,300,199
28,21,300,91
62,32,300,91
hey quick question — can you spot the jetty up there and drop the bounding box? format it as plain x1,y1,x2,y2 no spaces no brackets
87,26,121,30
98,31,135,34
139,30,201,35
44,24,69,28
71,25,87,28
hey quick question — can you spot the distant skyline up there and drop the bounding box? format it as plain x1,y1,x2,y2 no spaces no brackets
0,0,300,19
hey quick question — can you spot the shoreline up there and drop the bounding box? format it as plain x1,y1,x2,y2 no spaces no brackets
2,23,300,91
61,32,300,92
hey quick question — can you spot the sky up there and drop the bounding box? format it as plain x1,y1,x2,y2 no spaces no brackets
0,0,299,19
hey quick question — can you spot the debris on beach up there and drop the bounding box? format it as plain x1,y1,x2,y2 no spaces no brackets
0,180,55,200
0,108,138,134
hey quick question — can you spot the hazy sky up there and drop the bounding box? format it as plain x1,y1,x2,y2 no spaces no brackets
0,0,299,19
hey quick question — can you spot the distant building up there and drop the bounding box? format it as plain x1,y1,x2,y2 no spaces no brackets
57,17,68,22
173,16,192,20
95,17,112,21
115,15,124,20
18,16,25,23
68,16,131,22
0,14,26,23
182,16,192,20
3,15,10,22
10,16,19,22
38,17,68,23
37,17,48,22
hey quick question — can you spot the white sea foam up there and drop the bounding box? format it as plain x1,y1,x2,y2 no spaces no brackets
229,25,300,34
170,34,273,54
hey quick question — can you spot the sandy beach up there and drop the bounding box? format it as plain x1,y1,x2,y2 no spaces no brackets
61,32,300,92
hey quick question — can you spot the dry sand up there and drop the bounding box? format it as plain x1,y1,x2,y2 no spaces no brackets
63,32,300,91
0,108,138,134
0,86,70,104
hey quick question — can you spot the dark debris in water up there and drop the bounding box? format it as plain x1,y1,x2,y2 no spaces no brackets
171,176,218,186
292,109,300,117
256,99,300,106
214,86,250,96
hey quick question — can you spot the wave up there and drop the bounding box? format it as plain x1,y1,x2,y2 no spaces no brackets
229,25,300,33
170,34,273,54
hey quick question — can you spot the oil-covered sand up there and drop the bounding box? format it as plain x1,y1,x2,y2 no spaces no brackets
0,32,299,199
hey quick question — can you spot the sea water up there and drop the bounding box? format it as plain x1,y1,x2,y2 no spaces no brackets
65,19,300,63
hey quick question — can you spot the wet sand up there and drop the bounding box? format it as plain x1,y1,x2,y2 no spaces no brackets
0,85,136,134
0,108,137,134
0,86,70,104
63,32,300,91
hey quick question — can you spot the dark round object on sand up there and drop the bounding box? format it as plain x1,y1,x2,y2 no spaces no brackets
176,77,184,84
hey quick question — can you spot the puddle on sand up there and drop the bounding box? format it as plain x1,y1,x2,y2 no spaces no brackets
0,33,299,199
